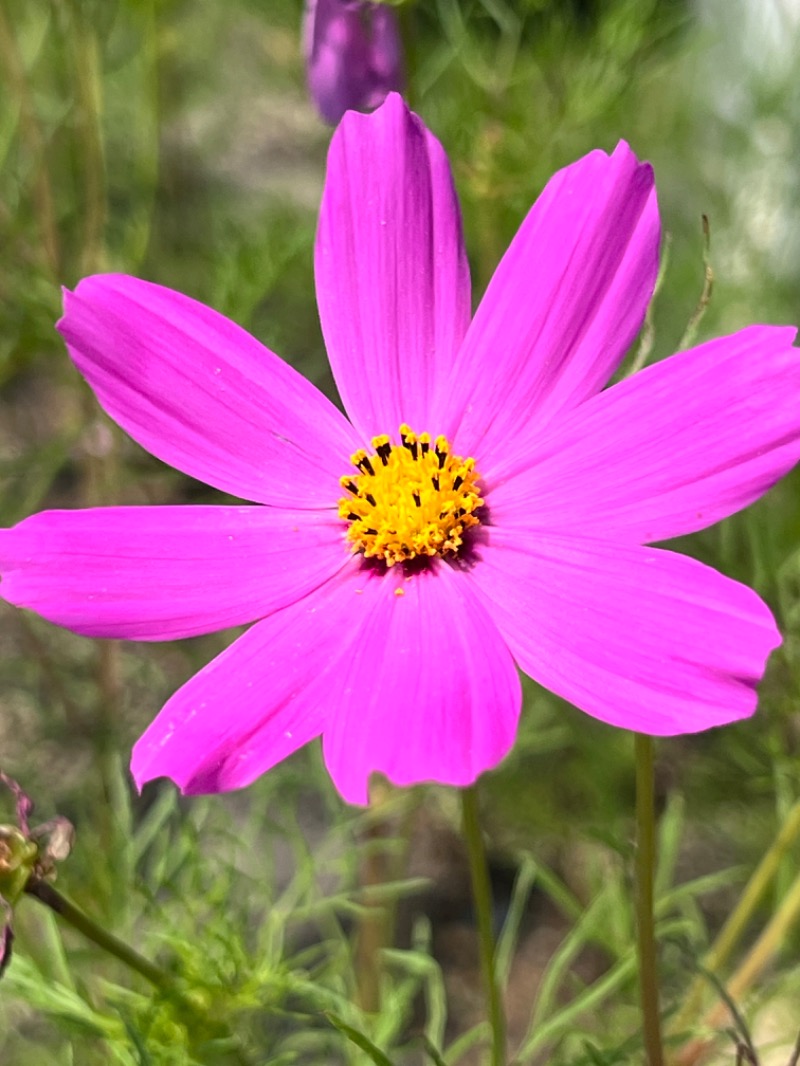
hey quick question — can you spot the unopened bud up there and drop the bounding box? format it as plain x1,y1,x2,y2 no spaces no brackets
303,0,404,125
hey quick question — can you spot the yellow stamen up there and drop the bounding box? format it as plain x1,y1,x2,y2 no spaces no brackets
338,424,483,567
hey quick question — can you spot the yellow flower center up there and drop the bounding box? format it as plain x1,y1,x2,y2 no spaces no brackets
338,424,484,567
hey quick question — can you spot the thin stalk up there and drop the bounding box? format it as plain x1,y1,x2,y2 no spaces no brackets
461,785,505,1066
628,234,672,376
26,879,176,994
354,779,396,1013
635,734,665,1066
676,214,713,353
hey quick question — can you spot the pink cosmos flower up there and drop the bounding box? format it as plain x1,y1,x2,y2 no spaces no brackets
2,94,799,806
303,0,403,125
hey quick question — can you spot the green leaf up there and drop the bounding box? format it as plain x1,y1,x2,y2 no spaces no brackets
324,1012,395,1066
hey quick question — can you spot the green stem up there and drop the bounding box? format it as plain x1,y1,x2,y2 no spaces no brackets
635,734,665,1066
25,879,177,995
461,785,505,1066
676,215,713,353
354,779,395,1013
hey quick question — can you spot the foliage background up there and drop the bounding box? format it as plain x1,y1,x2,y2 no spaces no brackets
1,0,800,1063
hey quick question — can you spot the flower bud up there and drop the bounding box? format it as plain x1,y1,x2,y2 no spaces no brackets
0,826,38,906
303,0,404,125
0,774,74,979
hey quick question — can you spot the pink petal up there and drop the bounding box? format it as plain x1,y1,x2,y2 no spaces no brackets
132,562,370,794
471,529,780,735
315,93,471,440
488,325,800,543
0,506,347,640
59,276,360,507
444,142,659,470
136,558,426,793
322,560,522,805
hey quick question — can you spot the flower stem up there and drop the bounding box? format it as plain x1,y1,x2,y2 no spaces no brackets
635,734,665,1066
25,879,177,995
354,779,398,1013
461,785,505,1066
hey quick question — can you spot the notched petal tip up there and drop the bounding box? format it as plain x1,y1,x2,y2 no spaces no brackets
317,88,471,438
448,133,660,465
491,323,800,543
128,568,372,798
336,89,408,130
473,531,781,738
55,273,359,506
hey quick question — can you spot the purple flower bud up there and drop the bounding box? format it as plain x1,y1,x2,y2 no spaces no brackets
303,0,404,125
0,774,74,979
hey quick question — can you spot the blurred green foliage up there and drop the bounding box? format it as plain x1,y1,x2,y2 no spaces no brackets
2,0,800,1062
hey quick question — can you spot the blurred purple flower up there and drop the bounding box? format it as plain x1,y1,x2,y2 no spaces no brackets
304,0,403,124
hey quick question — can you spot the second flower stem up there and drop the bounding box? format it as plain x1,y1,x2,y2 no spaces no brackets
636,733,665,1066
461,785,506,1066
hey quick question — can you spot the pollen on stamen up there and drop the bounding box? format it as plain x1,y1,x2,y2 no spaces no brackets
337,426,483,567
